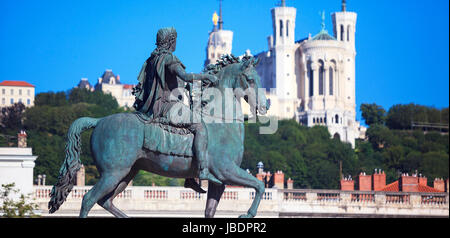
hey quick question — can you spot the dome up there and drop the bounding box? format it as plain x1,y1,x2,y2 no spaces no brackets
100,69,120,84
257,161,264,169
77,78,92,89
208,30,233,48
311,29,336,41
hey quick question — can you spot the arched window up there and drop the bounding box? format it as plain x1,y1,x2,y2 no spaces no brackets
333,133,340,140
335,114,339,124
280,20,283,37
286,20,290,37
318,60,324,95
329,66,334,95
340,25,344,41
308,62,314,96
347,25,351,41
313,118,316,124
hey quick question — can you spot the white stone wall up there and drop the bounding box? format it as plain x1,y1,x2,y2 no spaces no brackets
0,148,37,198
0,85,35,107
271,5,298,101
206,29,233,65
97,83,135,108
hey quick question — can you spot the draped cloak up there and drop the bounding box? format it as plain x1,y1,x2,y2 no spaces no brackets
133,50,185,120
132,51,196,157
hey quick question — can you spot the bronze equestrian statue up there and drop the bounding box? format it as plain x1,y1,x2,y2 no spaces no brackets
48,27,270,218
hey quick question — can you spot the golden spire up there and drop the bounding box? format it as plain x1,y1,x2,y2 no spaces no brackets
212,11,219,26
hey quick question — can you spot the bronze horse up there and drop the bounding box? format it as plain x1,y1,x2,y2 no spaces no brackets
48,55,269,218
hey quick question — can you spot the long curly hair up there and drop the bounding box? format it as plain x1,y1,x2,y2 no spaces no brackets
155,27,177,51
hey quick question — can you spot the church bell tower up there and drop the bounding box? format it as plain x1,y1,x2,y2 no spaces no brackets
205,0,233,66
271,0,297,99
332,0,357,114
332,0,357,49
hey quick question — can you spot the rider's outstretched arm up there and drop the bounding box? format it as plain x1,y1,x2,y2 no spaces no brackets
168,63,215,84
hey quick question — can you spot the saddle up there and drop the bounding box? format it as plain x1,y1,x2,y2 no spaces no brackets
134,112,194,157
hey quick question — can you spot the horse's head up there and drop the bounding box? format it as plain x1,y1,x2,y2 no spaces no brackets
234,56,270,115
202,55,270,119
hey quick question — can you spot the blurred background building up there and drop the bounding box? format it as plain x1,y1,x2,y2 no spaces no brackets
0,81,35,108
207,1,366,148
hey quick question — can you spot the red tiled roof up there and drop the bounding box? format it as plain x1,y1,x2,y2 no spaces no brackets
381,180,443,193
417,185,442,193
0,80,35,87
381,181,399,192
123,84,134,89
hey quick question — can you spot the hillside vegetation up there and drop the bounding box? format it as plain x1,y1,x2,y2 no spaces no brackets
1,91,448,188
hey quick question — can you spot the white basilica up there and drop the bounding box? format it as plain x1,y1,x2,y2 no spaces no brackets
205,0,365,148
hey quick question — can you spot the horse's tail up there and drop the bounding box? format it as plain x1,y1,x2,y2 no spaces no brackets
48,117,100,214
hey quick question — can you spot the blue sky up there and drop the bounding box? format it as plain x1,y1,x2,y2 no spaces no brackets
0,0,448,122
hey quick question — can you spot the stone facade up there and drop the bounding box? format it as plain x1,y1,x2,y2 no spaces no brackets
0,133,38,198
76,69,135,108
204,5,233,66
0,81,35,108
236,2,366,148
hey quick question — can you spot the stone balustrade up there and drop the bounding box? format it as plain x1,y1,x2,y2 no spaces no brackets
32,186,449,218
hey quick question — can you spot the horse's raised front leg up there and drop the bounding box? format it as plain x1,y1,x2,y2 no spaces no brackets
221,164,265,218
205,182,225,218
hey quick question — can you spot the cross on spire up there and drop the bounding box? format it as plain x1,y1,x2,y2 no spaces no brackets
218,0,224,30
320,10,326,31
342,0,347,12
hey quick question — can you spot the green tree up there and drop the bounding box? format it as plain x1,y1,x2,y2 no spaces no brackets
68,88,119,111
133,171,184,186
360,103,386,126
1,102,26,134
421,151,449,180
399,151,422,173
386,103,448,130
441,107,449,124
0,183,40,218
366,124,396,149
34,91,68,107
22,89,124,185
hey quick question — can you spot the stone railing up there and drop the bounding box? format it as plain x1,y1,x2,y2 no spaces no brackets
32,186,449,218
279,189,448,217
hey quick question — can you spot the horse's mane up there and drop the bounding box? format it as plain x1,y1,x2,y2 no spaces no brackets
203,54,254,75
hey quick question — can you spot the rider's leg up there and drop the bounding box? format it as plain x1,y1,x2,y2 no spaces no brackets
184,178,206,193
190,122,222,185
167,102,222,185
